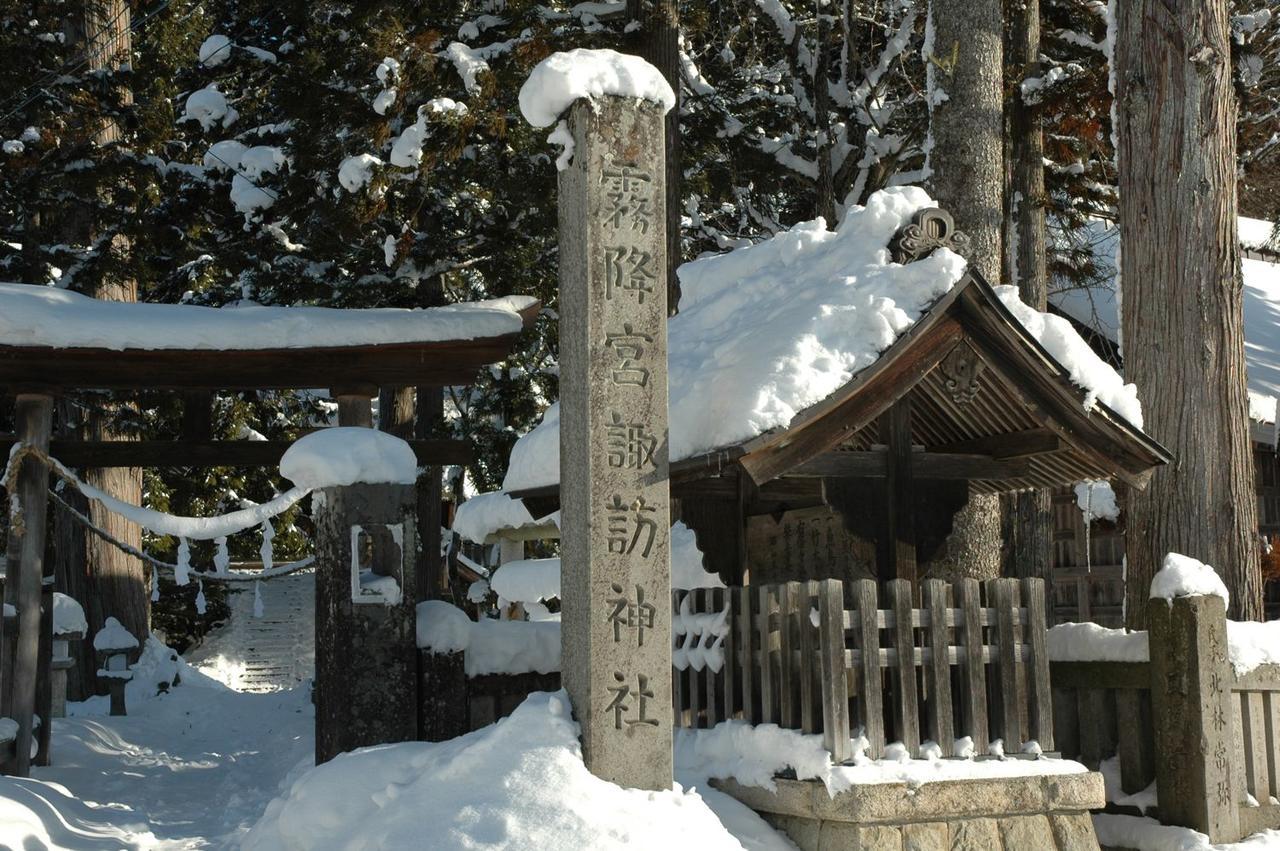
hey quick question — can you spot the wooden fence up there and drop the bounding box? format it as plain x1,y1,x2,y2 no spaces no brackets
1050,594,1280,844
671,577,1054,763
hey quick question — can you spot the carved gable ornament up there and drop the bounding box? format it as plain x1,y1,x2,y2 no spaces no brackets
889,207,970,264
940,342,985,404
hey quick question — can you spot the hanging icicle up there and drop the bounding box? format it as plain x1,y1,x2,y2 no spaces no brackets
259,520,275,572
253,581,264,618
195,579,207,615
151,567,160,602
214,536,230,574
175,536,191,586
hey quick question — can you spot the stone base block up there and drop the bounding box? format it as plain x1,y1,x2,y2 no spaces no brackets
713,773,1105,851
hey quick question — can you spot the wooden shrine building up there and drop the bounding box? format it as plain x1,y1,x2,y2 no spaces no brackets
506,208,1171,588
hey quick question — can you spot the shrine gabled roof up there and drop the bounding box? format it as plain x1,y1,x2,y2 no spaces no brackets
731,268,1172,491
0,284,540,391
502,190,1168,497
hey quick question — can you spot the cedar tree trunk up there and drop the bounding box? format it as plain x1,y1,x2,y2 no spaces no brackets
1114,0,1262,624
924,0,1005,580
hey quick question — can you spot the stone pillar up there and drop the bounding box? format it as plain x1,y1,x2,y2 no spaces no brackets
1148,594,1240,843
558,94,673,790
313,482,418,764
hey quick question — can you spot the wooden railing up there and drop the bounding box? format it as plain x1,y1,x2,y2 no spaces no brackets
1050,660,1155,800
672,577,1055,763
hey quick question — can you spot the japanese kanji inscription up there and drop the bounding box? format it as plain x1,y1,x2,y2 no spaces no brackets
557,95,673,791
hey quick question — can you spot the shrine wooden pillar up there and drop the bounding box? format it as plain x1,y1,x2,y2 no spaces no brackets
1,392,54,777
877,398,918,585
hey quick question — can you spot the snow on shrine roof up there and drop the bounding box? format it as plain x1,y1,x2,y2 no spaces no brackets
503,187,1144,493
0,283,536,351
1048,219,1280,424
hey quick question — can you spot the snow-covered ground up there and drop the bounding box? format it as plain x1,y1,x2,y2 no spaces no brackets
1,671,313,849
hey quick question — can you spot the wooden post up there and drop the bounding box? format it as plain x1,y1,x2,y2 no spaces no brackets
878,399,917,585
816,578,850,762
332,386,376,429
1149,594,1239,843
418,649,468,741
1,393,53,777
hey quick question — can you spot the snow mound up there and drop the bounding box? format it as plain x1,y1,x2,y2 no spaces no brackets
279,428,416,489
451,491,541,543
415,599,473,654
416,602,561,676
505,187,966,491
491,557,560,603
243,691,746,851
0,775,161,849
93,617,138,651
1046,622,1148,663
52,592,87,636
1149,552,1230,607
519,48,676,128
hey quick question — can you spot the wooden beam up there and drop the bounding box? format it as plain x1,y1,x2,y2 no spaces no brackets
0,332,534,393
181,391,213,441
881,399,917,584
933,427,1062,459
0,437,473,468
787,448,1029,480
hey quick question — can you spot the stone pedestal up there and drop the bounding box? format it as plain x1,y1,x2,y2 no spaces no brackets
1148,595,1240,843
558,94,673,790
713,773,1105,851
50,632,82,719
314,482,418,764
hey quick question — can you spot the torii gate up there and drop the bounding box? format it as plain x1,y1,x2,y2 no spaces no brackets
0,288,538,776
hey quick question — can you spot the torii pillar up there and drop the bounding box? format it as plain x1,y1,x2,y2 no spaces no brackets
1,392,54,776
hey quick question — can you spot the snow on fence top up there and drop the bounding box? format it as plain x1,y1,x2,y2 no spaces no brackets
52,592,87,637
450,491,556,544
415,601,560,676
1048,218,1280,424
518,48,676,128
0,283,536,351
485,521,724,604
503,187,1143,492
93,617,139,652
279,428,416,490
1149,552,1230,606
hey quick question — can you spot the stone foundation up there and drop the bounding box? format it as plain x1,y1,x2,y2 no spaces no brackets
712,771,1105,851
